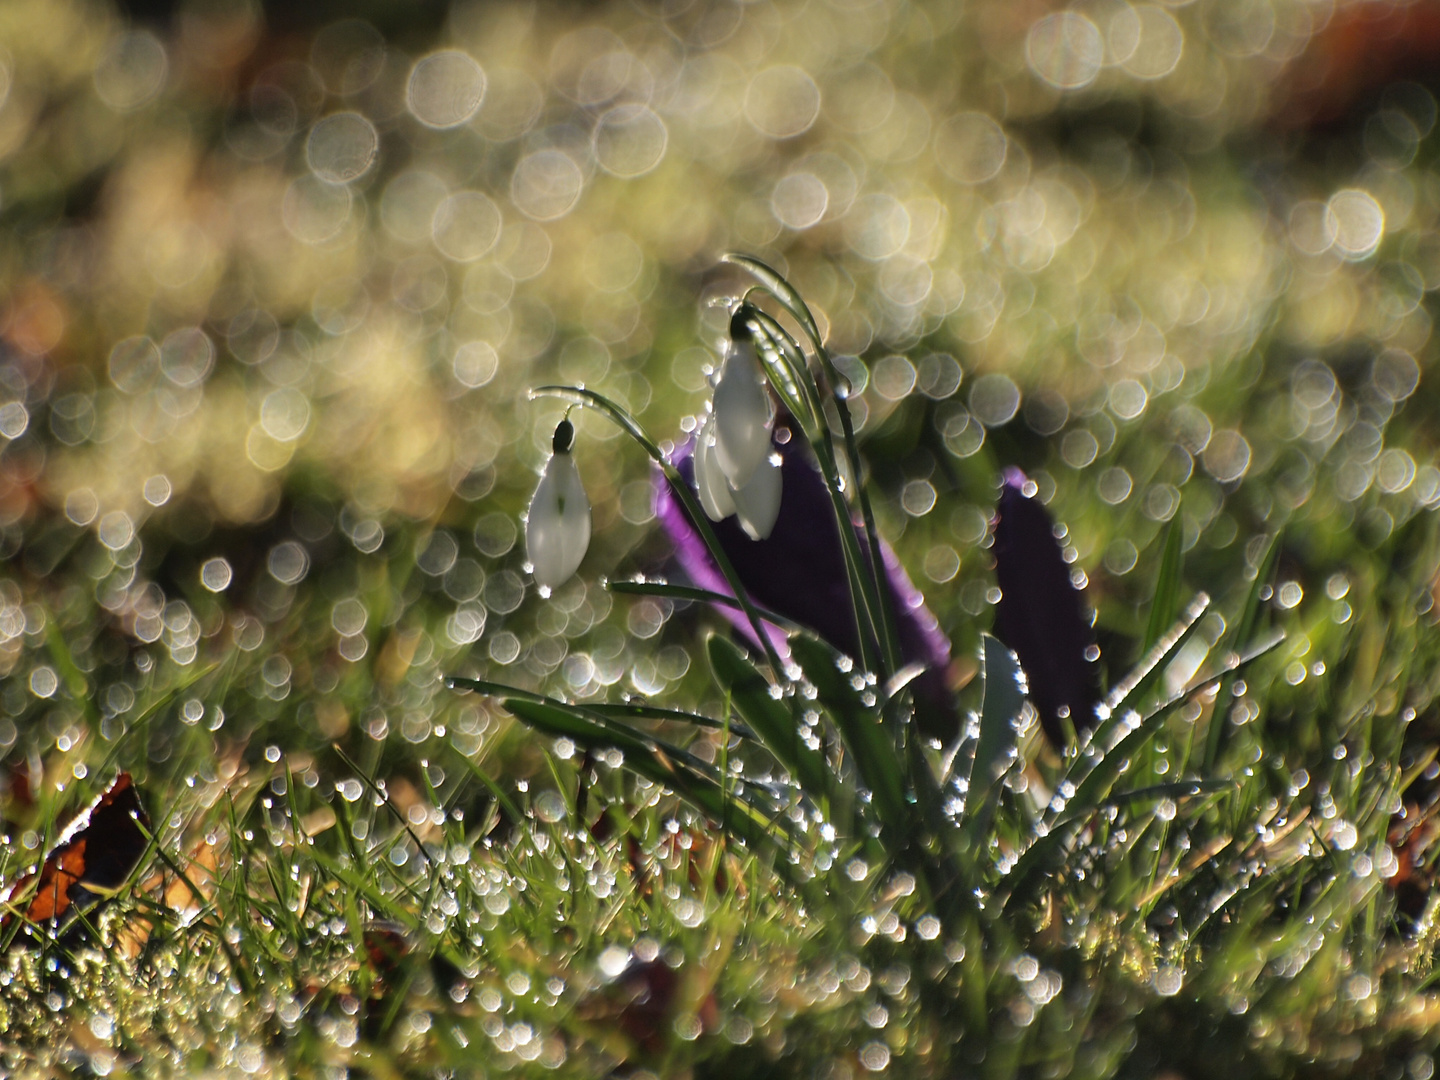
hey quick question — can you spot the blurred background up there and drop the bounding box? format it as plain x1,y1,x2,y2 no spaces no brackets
0,0,1438,748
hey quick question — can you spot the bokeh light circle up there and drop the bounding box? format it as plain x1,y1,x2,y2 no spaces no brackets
432,191,502,262
511,150,584,221
407,50,486,128
1289,200,1337,256
454,342,500,389
771,173,828,230
261,388,312,442
201,558,233,592
283,176,353,243
1111,6,1185,80
592,104,668,178
1327,189,1385,260
1203,429,1252,483
1372,348,1420,403
969,373,1021,427
160,328,214,388
844,194,910,260
1026,13,1104,90
934,112,1008,185
744,65,821,139
306,112,379,183
94,30,168,111
109,336,160,394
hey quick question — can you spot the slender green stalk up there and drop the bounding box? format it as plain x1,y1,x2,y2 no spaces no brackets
743,307,885,677
726,254,902,678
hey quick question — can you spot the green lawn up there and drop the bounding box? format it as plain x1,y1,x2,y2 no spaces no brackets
2,0,1440,1075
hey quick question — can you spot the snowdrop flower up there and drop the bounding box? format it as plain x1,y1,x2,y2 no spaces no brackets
730,451,782,541
526,419,591,591
711,312,773,489
693,407,783,540
693,412,736,523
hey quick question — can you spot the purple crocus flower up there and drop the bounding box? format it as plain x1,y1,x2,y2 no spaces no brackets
655,425,958,740
991,468,1102,745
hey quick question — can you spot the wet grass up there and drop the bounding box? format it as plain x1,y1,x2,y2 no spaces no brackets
3,0,1440,1075
2,328,1440,1078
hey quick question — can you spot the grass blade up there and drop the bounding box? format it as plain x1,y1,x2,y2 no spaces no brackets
786,633,909,836
996,619,1282,917
1204,529,1282,771
1141,515,1185,657
705,635,841,823
498,697,807,886
998,696,1183,915
447,675,758,740
1104,778,1234,806
1102,592,1210,720
584,702,757,741
963,634,1025,840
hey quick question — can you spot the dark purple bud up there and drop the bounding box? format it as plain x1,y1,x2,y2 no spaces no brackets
655,430,958,739
991,468,1102,745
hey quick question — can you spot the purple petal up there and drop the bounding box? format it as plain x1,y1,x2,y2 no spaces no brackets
991,470,1102,744
654,427,957,739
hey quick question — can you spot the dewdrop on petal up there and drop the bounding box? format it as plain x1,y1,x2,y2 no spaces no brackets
526,419,591,592
731,451,783,540
693,412,735,522
712,311,773,489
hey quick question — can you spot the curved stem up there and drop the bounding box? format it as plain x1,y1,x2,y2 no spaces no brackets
742,309,885,677
832,391,901,678
530,385,786,677
738,291,901,681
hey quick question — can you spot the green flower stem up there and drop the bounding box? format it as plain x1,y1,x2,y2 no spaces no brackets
831,389,902,679
727,255,902,680
744,307,890,681
529,385,786,677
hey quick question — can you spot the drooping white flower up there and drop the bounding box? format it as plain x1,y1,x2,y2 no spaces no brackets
711,317,772,489
693,412,735,522
526,419,591,591
730,451,782,540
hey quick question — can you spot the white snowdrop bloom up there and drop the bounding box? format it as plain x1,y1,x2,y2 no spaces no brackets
731,452,783,541
526,420,591,590
711,317,772,489
693,412,735,522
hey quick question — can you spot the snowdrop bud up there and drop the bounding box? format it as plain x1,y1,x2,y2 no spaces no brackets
693,413,735,522
731,452,782,541
526,420,591,591
712,315,772,489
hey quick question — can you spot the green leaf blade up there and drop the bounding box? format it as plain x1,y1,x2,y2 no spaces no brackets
1142,514,1185,657
786,633,909,835
962,634,1026,840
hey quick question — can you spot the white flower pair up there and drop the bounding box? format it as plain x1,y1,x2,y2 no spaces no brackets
525,314,782,592
693,315,782,542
